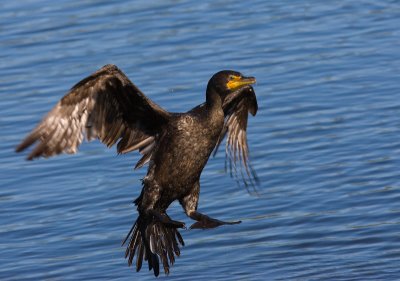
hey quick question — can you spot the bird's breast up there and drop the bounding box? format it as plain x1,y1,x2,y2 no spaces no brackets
151,111,223,188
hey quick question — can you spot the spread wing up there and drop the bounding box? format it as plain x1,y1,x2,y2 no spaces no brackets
16,64,169,165
213,85,259,191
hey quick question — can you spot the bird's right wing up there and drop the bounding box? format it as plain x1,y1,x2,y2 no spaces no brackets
16,64,169,164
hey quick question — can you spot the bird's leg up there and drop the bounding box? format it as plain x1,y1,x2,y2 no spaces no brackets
188,210,241,229
138,180,185,229
147,209,186,229
180,181,241,230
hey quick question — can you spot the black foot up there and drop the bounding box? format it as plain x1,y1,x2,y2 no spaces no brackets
150,210,186,229
190,216,241,229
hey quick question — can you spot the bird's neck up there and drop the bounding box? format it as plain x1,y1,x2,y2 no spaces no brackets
205,86,222,110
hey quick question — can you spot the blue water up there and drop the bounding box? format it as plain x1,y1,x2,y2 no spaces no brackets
1,1,400,280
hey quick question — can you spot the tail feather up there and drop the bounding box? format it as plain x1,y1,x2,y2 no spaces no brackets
136,242,144,272
123,214,184,276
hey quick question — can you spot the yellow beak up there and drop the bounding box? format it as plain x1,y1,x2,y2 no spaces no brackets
226,76,256,90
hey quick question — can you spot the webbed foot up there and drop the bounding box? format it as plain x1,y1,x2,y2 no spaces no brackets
189,211,241,229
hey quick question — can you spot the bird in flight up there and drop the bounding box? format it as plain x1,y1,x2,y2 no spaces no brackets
16,64,258,276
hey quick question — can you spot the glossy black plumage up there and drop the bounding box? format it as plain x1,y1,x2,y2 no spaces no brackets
16,64,258,276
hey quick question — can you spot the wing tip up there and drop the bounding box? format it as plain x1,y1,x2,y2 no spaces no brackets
15,137,33,153
15,136,38,160
15,144,24,153
26,155,35,161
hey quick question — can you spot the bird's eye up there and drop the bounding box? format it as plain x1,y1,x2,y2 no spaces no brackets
229,75,235,81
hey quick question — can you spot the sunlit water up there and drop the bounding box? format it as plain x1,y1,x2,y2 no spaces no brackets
1,1,400,280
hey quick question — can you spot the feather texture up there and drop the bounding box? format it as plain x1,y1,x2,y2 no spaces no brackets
214,85,259,191
123,214,184,277
16,64,170,163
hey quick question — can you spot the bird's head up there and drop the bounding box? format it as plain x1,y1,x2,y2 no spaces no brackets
207,70,256,101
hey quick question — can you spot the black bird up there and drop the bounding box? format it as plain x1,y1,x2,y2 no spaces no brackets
16,64,258,276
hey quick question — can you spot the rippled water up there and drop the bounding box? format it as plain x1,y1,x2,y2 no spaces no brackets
1,1,400,280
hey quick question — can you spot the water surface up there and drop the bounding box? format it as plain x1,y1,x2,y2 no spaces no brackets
1,1,400,280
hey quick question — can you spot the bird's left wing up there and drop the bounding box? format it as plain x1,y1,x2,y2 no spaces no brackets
213,85,259,190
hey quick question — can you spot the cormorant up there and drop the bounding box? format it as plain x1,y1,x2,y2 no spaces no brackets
16,64,258,276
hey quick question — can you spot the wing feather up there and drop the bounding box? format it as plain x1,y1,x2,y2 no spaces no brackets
214,85,259,191
16,64,170,162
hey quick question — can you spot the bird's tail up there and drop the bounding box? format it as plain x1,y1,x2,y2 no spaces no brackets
122,213,185,276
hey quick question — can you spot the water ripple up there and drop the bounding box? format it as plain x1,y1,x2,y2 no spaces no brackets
1,0,400,280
